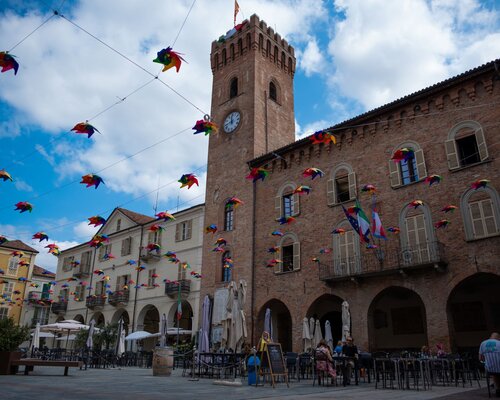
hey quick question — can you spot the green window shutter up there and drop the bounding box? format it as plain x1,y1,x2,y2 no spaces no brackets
389,160,401,188
475,129,489,161
348,172,357,200
414,149,427,181
292,193,300,216
445,139,460,170
327,179,335,206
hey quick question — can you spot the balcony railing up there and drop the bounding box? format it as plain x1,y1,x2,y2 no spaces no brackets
165,279,191,299
73,264,91,278
139,247,162,262
108,290,130,306
28,291,42,302
319,241,447,282
51,301,68,314
86,296,106,309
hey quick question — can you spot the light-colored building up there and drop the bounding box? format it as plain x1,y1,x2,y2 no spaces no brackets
51,205,205,349
20,265,55,328
0,240,38,325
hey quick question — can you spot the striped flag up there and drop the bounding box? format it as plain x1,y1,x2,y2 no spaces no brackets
176,287,182,320
234,0,240,26
372,209,387,240
342,205,359,234
355,200,371,243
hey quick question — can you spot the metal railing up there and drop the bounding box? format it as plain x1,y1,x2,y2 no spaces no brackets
165,279,191,299
139,247,162,262
51,301,68,314
319,241,447,281
73,264,91,278
108,290,130,306
86,296,106,309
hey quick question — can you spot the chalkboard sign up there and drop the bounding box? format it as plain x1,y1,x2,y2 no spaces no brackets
266,343,285,375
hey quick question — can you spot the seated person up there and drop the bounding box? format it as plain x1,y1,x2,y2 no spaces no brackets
341,336,359,385
334,340,343,355
315,339,336,379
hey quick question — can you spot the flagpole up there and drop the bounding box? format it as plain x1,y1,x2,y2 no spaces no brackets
176,282,181,348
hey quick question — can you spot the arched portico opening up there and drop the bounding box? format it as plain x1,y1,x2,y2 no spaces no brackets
257,300,293,352
91,312,105,327
306,294,344,347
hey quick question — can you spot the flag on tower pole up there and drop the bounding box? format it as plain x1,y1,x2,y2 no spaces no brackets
234,0,240,26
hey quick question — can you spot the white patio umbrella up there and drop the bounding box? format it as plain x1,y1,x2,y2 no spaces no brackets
125,331,154,341
309,317,315,343
221,281,236,349
117,324,125,356
41,320,92,350
234,279,247,352
313,319,323,348
56,334,77,341
342,300,351,342
199,295,211,355
30,322,41,351
264,307,273,342
86,319,95,349
324,320,333,351
302,317,312,352
32,332,56,338
159,313,167,348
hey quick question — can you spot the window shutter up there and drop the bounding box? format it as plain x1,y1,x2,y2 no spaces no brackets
275,195,282,219
475,129,489,161
175,223,181,242
327,179,335,206
389,160,401,188
148,232,154,244
348,172,357,200
275,259,281,274
292,193,300,216
482,200,498,235
414,149,427,181
293,241,301,271
121,239,126,256
127,237,132,254
98,246,105,260
445,139,460,170
186,220,193,240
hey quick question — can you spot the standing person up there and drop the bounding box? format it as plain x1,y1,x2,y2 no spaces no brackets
479,332,500,397
341,336,359,385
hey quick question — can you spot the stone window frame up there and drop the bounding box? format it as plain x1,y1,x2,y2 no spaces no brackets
269,78,280,103
224,202,234,232
62,256,74,272
274,232,300,274
332,220,361,276
7,257,18,276
389,140,427,188
121,237,132,256
445,120,489,170
327,163,357,206
0,306,9,320
460,185,500,241
275,181,300,219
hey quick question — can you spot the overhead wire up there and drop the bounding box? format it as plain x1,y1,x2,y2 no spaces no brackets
7,13,56,53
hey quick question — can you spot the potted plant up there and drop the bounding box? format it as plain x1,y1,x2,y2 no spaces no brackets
0,317,30,374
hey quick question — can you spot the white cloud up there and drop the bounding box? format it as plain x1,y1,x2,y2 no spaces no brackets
0,119,21,138
0,0,327,207
73,220,99,240
13,179,33,192
327,0,500,109
297,38,325,76
296,119,331,139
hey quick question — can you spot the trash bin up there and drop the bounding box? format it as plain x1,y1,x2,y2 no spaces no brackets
247,355,260,385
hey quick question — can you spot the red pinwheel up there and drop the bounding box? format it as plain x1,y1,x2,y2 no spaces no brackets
153,47,186,73
146,243,161,252
148,224,164,233
471,179,489,190
293,185,311,195
45,243,60,256
310,130,336,145
442,205,458,213
391,147,414,163
408,200,424,209
331,228,346,235
88,216,106,227
226,197,243,208
246,167,268,183
80,173,104,189
205,224,217,234
302,167,324,180
193,119,218,135
156,211,175,221
435,220,450,229
15,201,33,213
71,122,100,138
277,216,295,225
11,251,24,257
178,174,199,189
0,169,13,182
32,232,49,242
0,52,19,75
268,246,279,254
425,174,442,186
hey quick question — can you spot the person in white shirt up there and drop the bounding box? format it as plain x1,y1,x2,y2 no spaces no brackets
479,332,500,397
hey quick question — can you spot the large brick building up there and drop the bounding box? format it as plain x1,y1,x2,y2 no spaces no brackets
200,14,500,354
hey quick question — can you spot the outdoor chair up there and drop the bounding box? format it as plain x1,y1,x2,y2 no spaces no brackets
285,352,298,380
298,353,313,380
374,357,397,389
313,351,337,387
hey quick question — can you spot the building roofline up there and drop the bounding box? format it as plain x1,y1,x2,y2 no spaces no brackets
249,58,500,167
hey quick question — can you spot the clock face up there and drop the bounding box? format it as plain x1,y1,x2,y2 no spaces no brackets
223,111,241,133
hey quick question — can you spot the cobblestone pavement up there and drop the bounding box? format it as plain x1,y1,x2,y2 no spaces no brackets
0,366,491,400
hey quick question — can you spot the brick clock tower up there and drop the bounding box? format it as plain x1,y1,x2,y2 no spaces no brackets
200,14,296,344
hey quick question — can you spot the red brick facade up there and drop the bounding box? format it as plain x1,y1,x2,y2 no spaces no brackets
201,14,500,354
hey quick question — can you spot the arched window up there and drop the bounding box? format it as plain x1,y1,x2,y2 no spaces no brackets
230,43,235,61
327,163,357,206
246,33,251,52
460,185,500,241
275,182,299,219
274,46,278,63
222,49,227,65
224,204,234,231
266,40,271,57
332,221,361,276
281,51,286,69
398,203,436,266
222,251,232,282
238,38,243,56
445,120,489,170
269,81,277,102
388,141,427,188
230,77,238,99
275,233,300,273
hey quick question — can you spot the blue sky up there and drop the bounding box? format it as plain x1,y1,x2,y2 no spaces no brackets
1,0,499,270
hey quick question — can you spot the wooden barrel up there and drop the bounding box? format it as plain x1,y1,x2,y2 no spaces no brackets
152,346,173,376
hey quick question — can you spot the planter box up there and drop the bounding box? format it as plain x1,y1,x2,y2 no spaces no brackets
0,351,21,375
